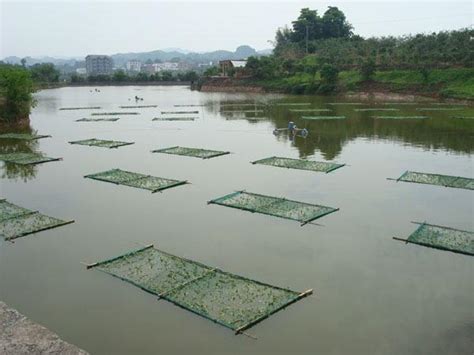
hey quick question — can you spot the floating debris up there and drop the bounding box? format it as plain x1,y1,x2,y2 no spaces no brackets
252,156,345,173
86,244,313,334
152,146,230,159
0,133,51,140
390,171,474,190
85,168,188,193
69,139,134,149
0,199,74,241
209,191,338,226
301,116,346,120
91,112,139,116
59,106,101,110
0,152,61,166
76,117,120,122
393,222,473,256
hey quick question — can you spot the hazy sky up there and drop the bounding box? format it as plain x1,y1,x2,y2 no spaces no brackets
1,1,472,58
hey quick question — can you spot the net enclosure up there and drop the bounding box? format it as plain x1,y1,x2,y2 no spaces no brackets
85,168,188,193
0,152,61,165
208,191,338,226
76,118,120,122
86,245,312,334
69,138,134,149
161,111,199,114
0,199,74,241
119,105,158,108
59,106,101,110
394,222,474,256
153,117,196,121
392,171,474,190
252,156,345,174
301,116,346,120
152,146,230,159
91,112,139,116
374,116,428,120
0,133,50,140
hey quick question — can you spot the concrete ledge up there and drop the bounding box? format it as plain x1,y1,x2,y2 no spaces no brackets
0,301,88,355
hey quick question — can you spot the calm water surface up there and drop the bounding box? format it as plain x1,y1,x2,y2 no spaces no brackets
1,86,473,355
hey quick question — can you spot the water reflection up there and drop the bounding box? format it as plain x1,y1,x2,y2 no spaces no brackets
0,124,40,181
206,98,474,160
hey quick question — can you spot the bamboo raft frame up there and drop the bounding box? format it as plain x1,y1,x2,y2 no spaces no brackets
161,111,199,114
251,156,345,174
0,153,62,166
0,133,51,141
76,118,120,122
388,171,474,190
91,112,139,116
393,221,474,256
151,146,230,159
84,168,188,193
208,191,339,226
59,106,101,110
0,199,74,241
69,139,134,149
84,244,313,335
152,117,196,121
119,105,158,108
301,116,346,120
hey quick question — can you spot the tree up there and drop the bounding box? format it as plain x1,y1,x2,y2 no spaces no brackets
360,58,376,81
20,58,27,68
0,65,35,121
291,8,322,45
161,71,173,81
321,6,352,39
112,70,128,82
29,63,60,83
203,66,219,77
319,63,339,93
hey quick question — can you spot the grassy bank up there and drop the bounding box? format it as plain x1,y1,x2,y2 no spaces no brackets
249,68,474,100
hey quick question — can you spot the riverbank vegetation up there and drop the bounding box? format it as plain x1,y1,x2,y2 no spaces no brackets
71,70,198,84
226,7,474,99
0,64,35,123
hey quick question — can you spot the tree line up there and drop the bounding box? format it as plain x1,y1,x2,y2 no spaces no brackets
71,70,199,83
238,7,473,94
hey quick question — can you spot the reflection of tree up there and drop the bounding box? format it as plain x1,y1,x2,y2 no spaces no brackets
204,98,474,160
0,125,39,182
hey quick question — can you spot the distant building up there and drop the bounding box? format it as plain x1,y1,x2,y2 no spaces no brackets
85,55,113,75
126,60,142,72
219,60,247,77
140,62,180,74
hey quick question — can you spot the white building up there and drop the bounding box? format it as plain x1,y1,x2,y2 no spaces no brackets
126,60,142,72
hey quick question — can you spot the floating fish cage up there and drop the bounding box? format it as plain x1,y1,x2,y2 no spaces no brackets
153,117,196,121
301,116,346,120
91,112,139,116
354,108,400,112
161,111,199,114
208,191,338,226
152,146,230,159
0,133,51,140
390,171,473,190
0,199,74,241
69,139,134,149
76,118,120,122
252,156,345,174
85,169,188,193
394,222,473,256
59,106,101,110
0,152,61,166
119,105,158,108
289,109,332,112
86,245,312,334
373,116,428,120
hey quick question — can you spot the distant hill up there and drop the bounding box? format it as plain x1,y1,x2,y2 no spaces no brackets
2,45,273,68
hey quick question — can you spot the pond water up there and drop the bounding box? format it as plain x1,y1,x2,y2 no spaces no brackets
0,86,473,355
